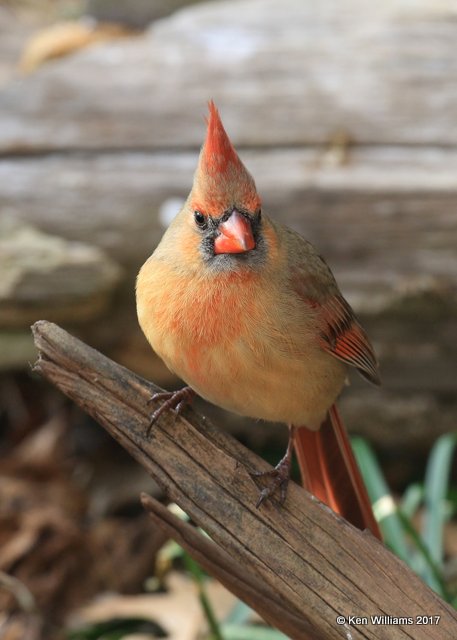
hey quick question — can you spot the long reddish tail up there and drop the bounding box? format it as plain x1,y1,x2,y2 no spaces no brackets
294,404,381,539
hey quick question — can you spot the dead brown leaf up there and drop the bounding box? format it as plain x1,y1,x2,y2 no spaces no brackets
71,572,237,640
19,20,135,73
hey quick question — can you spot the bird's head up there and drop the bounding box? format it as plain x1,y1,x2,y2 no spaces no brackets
177,102,267,272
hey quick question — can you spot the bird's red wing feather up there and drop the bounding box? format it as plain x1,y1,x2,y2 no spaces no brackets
289,250,380,385
315,294,381,385
290,265,381,536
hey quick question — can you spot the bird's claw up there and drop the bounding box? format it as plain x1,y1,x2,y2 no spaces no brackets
146,386,195,436
251,456,292,507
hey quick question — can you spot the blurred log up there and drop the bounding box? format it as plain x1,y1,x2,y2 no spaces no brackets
2,149,457,285
32,320,457,640
3,0,457,149
0,7,32,87
2,0,456,452
2,0,457,310
2,149,456,397
0,218,121,369
0,218,121,327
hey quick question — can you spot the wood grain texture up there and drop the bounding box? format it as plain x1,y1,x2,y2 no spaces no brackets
2,0,456,415
0,218,122,326
4,148,456,396
140,493,309,638
3,148,457,291
2,0,457,150
32,320,457,640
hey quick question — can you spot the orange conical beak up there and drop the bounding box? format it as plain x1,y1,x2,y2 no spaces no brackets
214,209,255,254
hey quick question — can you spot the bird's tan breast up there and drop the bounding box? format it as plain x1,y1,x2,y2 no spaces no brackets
136,256,262,377
136,255,346,427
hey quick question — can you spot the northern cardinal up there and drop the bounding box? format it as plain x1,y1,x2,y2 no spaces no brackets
136,102,381,539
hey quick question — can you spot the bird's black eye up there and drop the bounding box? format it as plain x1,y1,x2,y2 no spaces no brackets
194,211,207,228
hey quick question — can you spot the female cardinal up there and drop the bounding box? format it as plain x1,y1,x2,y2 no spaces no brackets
136,102,381,539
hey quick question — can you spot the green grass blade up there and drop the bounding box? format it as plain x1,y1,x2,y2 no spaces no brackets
400,483,423,520
351,437,411,563
421,433,457,590
224,600,253,625
396,509,448,598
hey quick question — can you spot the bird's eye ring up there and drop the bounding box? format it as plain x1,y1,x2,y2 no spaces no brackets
194,211,207,228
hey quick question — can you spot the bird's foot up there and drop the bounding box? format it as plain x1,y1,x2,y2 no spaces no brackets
146,386,195,436
251,425,296,507
251,452,292,508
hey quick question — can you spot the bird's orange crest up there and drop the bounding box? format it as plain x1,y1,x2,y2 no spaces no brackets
202,101,240,177
191,101,261,216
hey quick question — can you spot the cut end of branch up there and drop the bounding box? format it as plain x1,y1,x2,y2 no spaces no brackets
31,319,51,373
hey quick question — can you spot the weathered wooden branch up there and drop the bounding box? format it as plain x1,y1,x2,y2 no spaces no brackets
32,321,457,639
